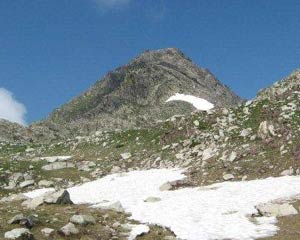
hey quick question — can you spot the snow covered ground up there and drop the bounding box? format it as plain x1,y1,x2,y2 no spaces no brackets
24,188,55,198
166,93,214,110
26,169,300,240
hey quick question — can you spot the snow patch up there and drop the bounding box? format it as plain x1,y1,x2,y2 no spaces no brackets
166,93,214,111
25,169,300,240
125,224,150,240
24,188,55,198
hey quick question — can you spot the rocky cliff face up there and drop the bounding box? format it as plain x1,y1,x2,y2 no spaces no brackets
45,48,242,133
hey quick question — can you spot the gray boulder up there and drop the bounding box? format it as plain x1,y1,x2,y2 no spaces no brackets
22,196,44,209
256,203,298,217
4,228,33,240
257,121,276,139
19,180,35,188
44,190,73,204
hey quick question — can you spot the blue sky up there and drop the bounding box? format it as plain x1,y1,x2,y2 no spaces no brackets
1,0,300,124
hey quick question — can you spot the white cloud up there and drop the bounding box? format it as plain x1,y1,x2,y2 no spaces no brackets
93,0,131,9
0,88,27,125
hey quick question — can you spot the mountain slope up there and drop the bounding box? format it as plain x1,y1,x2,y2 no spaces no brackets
46,48,242,132
1,70,300,240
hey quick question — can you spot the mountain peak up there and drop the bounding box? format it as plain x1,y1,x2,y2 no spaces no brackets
44,48,242,134
130,47,190,66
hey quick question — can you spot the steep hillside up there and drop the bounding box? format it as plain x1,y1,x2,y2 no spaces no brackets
46,48,242,132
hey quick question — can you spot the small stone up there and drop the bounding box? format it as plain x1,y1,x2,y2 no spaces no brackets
41,228,54,237
70,214,96,226
144,197,161,202
242,176,248,181
164,236,177,240
38,180,54,187
227,151,237,162
120,152,131,160
159,182,172,191
202,148,216,161
193,120,200,127
19,180,35,188
223,173,235,181
59,223,79,236
280,168,294,176
240,128,251,137
111,166,121,173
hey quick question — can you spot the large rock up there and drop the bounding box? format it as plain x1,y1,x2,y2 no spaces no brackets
44,190,73,204
22,196,44,209
256,203,298,217
8,214,26,225
257,121,276,139
4,228,33,240
0,194,28,203
8,214,37,229
19,180,35,188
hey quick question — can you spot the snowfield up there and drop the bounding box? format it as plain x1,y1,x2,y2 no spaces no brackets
27,169,300,240
166,93,214,110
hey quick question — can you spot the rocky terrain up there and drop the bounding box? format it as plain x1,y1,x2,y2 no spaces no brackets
1,54,300,239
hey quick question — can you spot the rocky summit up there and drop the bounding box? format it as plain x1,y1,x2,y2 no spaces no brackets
2,54,300,239
44,48,242,133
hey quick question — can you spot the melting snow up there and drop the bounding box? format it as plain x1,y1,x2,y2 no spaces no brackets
23,188,55,198
26,169,300,240
166,93,214,110
125,224,150,240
